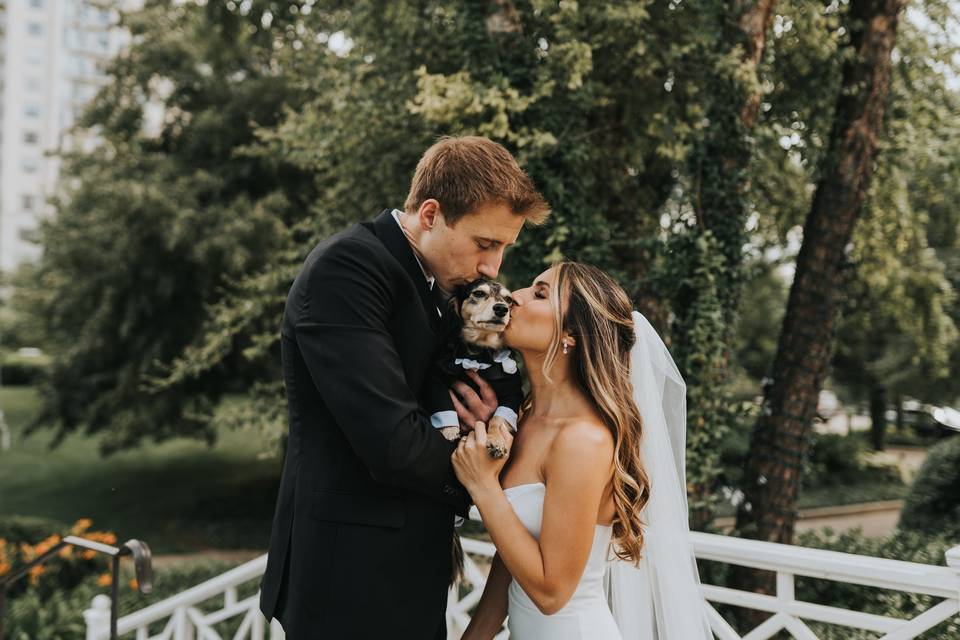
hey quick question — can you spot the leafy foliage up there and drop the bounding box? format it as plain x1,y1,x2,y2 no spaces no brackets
6,0,958,504
899,434,960,540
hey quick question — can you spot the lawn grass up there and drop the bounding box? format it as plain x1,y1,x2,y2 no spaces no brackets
0,386,282,554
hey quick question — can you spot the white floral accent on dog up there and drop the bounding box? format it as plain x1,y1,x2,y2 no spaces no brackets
492,350,518,374
455,358,492,371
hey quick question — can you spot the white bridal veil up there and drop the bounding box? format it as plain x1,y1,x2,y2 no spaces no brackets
603,311,714,639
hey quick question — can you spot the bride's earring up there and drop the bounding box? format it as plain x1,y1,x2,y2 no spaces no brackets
562,339,569,355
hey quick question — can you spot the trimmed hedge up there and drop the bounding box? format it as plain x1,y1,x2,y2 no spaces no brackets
0,351,49,385
900,434,960,540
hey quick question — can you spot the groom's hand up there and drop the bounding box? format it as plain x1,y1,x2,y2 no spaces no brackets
449,370,498,431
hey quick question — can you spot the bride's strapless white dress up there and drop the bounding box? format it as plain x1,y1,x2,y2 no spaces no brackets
471,482,623,639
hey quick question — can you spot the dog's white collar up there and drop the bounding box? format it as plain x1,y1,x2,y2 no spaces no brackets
454,351,518,375
492,350,518,374
454,358,491,372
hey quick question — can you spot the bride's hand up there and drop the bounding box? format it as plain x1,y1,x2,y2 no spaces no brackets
452,421,513,499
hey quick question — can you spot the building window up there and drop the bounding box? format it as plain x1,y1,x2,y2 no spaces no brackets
26,47,44,64
25,77,42,92
25,104,41,118
19,227,39,243
27,22,43,36
22,195,36,211
22,158,40,174
30,0,44,8
24,131,40,144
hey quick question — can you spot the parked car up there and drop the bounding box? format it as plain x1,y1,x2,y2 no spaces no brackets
886,399,960,437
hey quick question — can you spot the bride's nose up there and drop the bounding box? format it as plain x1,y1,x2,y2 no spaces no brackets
511,288,529,306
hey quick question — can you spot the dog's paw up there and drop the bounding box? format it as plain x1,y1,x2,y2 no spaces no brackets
440,426,462,441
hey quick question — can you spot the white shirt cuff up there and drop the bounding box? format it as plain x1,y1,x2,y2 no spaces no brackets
493,406,518,430
431,410,459,429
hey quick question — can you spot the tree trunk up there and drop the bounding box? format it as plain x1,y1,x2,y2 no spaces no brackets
870,385,887,450
674,0,777,531
728,0,906,614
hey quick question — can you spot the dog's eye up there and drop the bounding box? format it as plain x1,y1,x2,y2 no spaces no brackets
471,291,486,299
503,296,514,305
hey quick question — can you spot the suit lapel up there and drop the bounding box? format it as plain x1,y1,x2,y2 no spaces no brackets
369,209,442,329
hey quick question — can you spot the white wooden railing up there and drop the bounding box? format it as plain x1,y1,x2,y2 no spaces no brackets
692,532,960,639
85,534,960,640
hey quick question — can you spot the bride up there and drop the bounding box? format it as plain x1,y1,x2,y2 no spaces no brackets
451,261,714,639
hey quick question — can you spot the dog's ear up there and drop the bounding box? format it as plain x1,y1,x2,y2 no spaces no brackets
439,294,464,340
446,294,462,320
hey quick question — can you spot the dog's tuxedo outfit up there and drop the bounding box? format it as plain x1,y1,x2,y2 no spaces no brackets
259,209,472,639
427,345,523,433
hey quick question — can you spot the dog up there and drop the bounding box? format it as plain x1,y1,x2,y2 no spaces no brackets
429,278,523,459
428,278,524,585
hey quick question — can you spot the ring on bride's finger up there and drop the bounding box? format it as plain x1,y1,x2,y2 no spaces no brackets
486,442,508,459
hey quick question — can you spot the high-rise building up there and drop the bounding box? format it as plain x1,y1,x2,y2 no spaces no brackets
0,0,135,273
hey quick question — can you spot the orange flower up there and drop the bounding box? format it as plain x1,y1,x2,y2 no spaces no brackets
58,546,73,559
129,577,139,590
71,518,94,535
86,531,118,546
32,534,61,557
28,564,45,585
81,549,97,561
97,573,112,587
0,561,11,577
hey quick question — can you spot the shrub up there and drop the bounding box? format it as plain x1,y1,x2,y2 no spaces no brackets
0,350,49,385
0,518,114,600
805,433,867,485
5,559,245,640
0,515,67,545
900,434,960,539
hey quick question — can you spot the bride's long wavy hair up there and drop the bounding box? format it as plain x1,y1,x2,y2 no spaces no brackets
518,261,650,564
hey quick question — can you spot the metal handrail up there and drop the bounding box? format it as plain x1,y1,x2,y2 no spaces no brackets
0,535,152,640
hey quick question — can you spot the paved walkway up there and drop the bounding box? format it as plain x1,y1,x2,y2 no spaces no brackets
711,445,927,538
152,548,264,569
712,499,905,537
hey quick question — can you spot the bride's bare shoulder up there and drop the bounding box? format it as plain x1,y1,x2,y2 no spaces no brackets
548,417,614,463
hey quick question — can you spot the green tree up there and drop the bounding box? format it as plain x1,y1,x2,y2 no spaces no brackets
831,15,960,449
16,1,312,452
731,0,912,609
158,0,720,447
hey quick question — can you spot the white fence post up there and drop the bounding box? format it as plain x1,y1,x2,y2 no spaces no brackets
946,545,960,570
83,594,111,640
947,545,960,597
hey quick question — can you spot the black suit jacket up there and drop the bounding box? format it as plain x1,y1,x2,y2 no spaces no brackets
259,209,472,639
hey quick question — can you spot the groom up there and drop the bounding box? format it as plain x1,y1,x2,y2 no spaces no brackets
259,136,549,639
